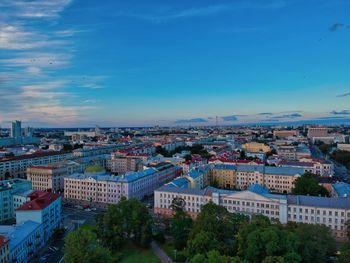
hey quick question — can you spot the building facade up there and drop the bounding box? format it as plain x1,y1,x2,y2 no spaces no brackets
154,184,350,241
0,179,32,223
27,161,82,192
0,220,44,263
0,151,72,180
16,191,62,242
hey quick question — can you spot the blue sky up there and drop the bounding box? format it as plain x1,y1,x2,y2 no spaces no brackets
1,0,350,127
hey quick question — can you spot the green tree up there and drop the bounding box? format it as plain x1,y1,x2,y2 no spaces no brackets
170,209,193,249
97,198,153,250
64,228,113,263
237,216,300,263
292,172,329,197
339,241,350,263
262,256,285,263
293,223,336,263
188,202,248,257
187,231,220,257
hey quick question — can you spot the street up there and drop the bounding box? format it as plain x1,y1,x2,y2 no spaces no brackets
33,206,104,263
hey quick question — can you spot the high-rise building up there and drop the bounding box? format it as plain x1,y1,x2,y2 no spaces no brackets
10,120,21,138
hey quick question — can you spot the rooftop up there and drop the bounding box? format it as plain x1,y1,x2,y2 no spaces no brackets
287,195,350,209
332,182,350,198
16,191,61,211
0,221,41,249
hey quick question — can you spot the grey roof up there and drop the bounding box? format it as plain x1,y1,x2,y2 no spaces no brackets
287,195,350,209
264,166,304,176
66,168,158,183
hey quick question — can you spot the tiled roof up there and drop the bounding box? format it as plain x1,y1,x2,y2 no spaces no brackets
16,191,61,211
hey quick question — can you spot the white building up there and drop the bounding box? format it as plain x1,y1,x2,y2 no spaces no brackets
154,184,350,241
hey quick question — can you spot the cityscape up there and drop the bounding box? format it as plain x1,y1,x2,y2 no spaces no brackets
1,1,350,263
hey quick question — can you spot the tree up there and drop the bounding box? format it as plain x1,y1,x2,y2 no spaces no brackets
188,202,248,257
97,198,153,250
170,209,193,249
187,231,220,257
339,241,350,263
64,228,113,263
292,172,329,197
262,256,285,263
236,216,300,263
293,223,336,263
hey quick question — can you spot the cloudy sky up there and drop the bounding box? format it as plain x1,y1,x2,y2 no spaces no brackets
1,0,350,127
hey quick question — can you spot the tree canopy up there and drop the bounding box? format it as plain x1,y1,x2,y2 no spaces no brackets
64,227,113,263
292,172,329,197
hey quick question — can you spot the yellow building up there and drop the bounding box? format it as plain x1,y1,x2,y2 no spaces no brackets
242,142,271,153
209,164,237,189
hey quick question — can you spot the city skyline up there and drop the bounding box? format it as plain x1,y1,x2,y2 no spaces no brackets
1,0,350,127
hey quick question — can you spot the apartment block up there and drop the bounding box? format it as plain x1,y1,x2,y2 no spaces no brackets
27,161,82,192
0,151,72,180
16,191,62,242
64,164,176,206
0,179,32,223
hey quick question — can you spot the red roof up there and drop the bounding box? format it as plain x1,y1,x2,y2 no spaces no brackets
16,191,61,211
0,151,67,163
0,235,8,248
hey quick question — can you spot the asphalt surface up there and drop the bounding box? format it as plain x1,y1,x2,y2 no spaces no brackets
310,143,350,183
33,206,103,263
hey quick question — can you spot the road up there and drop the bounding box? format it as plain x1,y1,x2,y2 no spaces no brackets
33,206,103,263
310,143,350,183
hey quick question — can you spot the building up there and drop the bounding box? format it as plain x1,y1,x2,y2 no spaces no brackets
11,120,22,139
279,158,334,177
332,182,350,198
235,165,304,193
242,142,271,153
0,151,72,180
154,184,350,241
209,164,236,189
0,179,32,223
27,161,82,192
277,145,297,161
108,155,143,175
186,166,210,189
16,191,62,242
0,220,44,263
273,130,299,138
338,143,350,152
308,127,328,138
0,235,10,263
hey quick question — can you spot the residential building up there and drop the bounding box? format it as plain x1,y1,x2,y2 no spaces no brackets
273,130,299,138
277,145,297,161
279,158,333,177
108,155,143,175
0,179,32,223
16,191,62,242
0,220,44,263
308,127,328,138
27,161,82,192
209,164,236,189
0,235,10,263
0,151,72,180
242,142,271,153
332,182,350,198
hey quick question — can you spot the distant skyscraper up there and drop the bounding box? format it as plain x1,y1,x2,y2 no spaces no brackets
11,120,22,138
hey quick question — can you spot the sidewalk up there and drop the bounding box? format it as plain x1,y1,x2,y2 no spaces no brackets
150,241,173,263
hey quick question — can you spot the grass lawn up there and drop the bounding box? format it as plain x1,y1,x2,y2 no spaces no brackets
118,245,161,263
